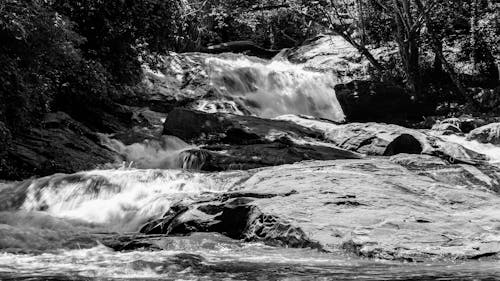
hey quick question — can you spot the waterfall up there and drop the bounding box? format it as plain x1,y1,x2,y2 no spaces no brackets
193,56,346,122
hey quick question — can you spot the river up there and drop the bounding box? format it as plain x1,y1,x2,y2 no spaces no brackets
1,45,500,280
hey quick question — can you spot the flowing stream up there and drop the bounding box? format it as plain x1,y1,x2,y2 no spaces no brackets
1,51,500,280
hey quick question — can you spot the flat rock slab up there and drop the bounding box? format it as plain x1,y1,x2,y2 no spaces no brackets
143,156,500,261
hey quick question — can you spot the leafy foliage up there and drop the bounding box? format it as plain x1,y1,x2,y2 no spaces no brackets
0,0,187,133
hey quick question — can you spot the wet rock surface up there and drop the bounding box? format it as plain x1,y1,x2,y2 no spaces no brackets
136,157,500,261
467,123,500,145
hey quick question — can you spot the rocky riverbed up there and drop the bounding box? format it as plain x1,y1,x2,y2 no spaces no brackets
1,35,499,280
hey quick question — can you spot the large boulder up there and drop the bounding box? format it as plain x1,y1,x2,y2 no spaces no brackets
467,122,500,145
324,123,428,156
139,157,500,261
163,108,362,170
3,112,118,179
334,80,413,122
163,108,324,144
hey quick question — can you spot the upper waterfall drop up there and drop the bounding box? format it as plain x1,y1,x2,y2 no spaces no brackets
196,56,346,122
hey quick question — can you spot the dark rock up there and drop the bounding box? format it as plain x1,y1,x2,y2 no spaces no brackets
334,80,412,122
2,112,118,179
467,122,500,145
163,108,323,144
162,108,362,170
140,204,189,234
472,86,500,112
141,194,322,250
178,142,363,171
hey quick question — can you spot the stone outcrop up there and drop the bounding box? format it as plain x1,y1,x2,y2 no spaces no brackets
334,80,413,122
3,112,117,179
138,157,500,261
163,108,324,144
324,122,426,156
467,123,500,145
325,122,488,164
162,108,362,170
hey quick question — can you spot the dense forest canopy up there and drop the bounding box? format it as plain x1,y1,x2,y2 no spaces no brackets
0,0,498,159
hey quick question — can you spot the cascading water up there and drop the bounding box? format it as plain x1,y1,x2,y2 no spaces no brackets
101,135,199,170
18,169,248,232
193,56,346,122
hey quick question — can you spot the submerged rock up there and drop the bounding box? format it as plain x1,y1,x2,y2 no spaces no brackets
139,157,500,261
467,123,500,145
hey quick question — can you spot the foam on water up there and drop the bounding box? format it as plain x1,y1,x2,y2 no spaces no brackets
19,169,247,232
202,56,346,122
1,233,499,280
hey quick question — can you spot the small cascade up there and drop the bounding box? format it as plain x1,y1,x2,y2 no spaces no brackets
194,56,346,122
101,135,199,169
19,169,247,232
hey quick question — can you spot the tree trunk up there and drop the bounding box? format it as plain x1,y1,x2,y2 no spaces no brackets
470,0,479,73
356,0,367,46
391,0,421,100
298,10,385,71
433,40,443,74
338,32,385,71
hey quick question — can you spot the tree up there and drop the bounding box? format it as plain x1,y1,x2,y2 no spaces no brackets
298,0,385,71
371,0,429,99
50,0,186,84
0,0,83,130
